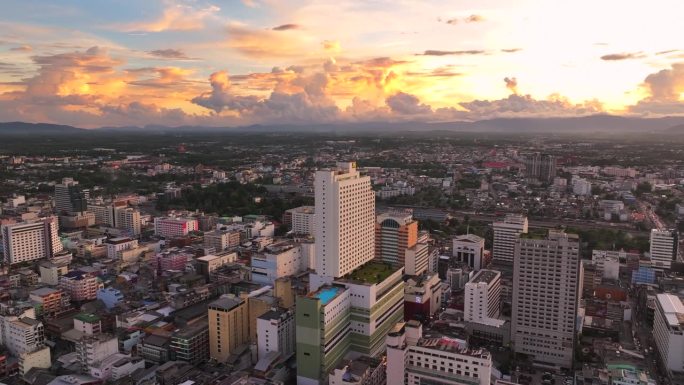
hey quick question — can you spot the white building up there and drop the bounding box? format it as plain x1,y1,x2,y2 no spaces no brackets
591,250,622,280
288,206,315,235
511,231,580,371
453,234,486,271
154,216,198,238
653,293,684,373
251,242,309,285
405,242,429,276
90,353,144,381
19,346,51,375
572,178,592,196
5,317,45,356
492,214,528,265
650,229,679,270
114,207,141,236
256,308,295,360
76,334,119,371
464,270,503,325
106,237,139,259
386,321,492,385
1,217,63,265
203,229,241,252
314,162,375,279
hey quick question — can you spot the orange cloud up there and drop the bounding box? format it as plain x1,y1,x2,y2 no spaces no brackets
118,4,219,32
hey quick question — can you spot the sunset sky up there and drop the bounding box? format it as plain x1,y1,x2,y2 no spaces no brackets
1,0,683,127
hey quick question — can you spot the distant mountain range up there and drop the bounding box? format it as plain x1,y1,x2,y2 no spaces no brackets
3,114,684,135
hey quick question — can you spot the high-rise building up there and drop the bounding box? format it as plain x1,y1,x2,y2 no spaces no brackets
653,293,684,372
453,234,486,271
511,230,580,371
54,177,88,215
403,272,443,322
375,212,418,268
1,217,63,265
404,242,429,276
492,214,528,265
314,162,375,279
256,308,295,360
154,217,198,239
386,321,492,385
523,153,556,182
114,207,141,236
285,206,316,235
650,229,679,270
464,269,502,324
208,296,249,362
169,320,209,366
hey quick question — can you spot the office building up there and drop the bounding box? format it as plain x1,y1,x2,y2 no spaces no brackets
492,214,528,265
511,230,580,371
1,217,63,265
170,320,209,366
375,212,418,268
154,216,198,238
453,234,486,271
650,229,679,270
314,162,375,279
653,293,684,372
55,177,87,215
464,270,502,324
208,296,249,362
386,321,492,385
524,153,556,182
256,308,295,360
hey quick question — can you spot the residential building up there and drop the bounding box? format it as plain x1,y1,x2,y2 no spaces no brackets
114,207,141,236
464,270,503,324
287,205,315,235
511,230,580,371
492,214,528,265
60,270,102,302
19,346,51,375
5,317,45,356
75,334,119,371
151,248,192,275
154,216,198,238
73,313,102,335
196,252,237,279
1,217,63,265
38,260,69,285
208,296,249,362
90,353,144,381
453,234,486,271
256,308,295,360
523,153,556,182
170,320,209,366
375,212,418,268
96,287,124,309
329,356,386,385
653,293,684,372
30,287,70,317
386,320,492,385
404,242,429,276
55,177,87,215
105,237,138,260
314,162,375,279
650,229,679,270
203,229,241,252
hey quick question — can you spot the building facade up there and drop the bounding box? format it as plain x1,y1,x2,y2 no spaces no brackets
1,217,63,265
375,212,418,268
492,214,528,265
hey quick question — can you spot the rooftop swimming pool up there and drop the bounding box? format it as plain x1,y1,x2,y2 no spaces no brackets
314,286,342,305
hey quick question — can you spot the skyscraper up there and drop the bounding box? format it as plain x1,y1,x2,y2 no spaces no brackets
464,269,502,324
314,162,375,279
492,214,528,265
650,229,679,270
54,177,87,215
1,217,63,265
208,296,249,362
511,230,580,371
524,153,557,183
375,211,418,267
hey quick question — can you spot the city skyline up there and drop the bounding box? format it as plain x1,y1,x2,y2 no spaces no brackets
1,0,684,128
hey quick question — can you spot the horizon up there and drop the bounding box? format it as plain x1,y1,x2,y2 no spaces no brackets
1,1,683,128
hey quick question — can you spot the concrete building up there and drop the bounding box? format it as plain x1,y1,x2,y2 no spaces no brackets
170,320,209,366
54,178,87,215
650,229,679,270
492,214,528,265
105,237,138,259
329,356,386,385
386,321,492,385
314,162,375,279
375,212,418,268
453,234,486,271
591,250,624,280
196,252,237,279
286,205,315,235
572,178,592,196
59,270,102,302
404,242,430,276
296,285,351,385
96,287,124,309
524,153,556,182
653,293,684,373
5,317,45,356
251,242,308,285
90,353,144,381
464,269,502,324
19,346,51,375
511,230,580,371
208,296,249,362
1,217,63,265
256,308,295,360
404,272,443,322
203,229,241,252
30,287,70,317
38,260,69,286
154,217,198,238
73,313,102,335
75,334,119,371
114,207,141,236
151,248,192,275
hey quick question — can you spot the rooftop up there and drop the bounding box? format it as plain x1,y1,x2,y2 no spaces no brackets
468,269,501,285
344,261,399,285
30,287,60,296
74,313,100,323
657,293,684,327
308,285,345,306
208,296,244,312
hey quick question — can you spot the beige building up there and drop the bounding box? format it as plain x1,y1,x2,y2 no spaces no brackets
208,296,249,362
511,230,580,371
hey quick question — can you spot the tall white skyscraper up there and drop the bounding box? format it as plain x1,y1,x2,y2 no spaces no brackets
650,229,679,270
314,162,375,278
511,230,580,371
464,269,502,324
492,214,528,264
1,217,63,265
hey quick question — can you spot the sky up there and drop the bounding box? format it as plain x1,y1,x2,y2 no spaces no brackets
0,0,683,127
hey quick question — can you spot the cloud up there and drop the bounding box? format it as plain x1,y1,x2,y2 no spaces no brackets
444,14,485,25
322,40,341,53
147,49,191,60
446,19,459,25
458,94,603,119
227,24,309,59
628,63,684,115
600,52,645,61
420,50,485,56
386,92,432,115
10,45,32,52
656,49,681,56
117,4,219,32
501,48,522,53
504,77,518,94
272,24,300,31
